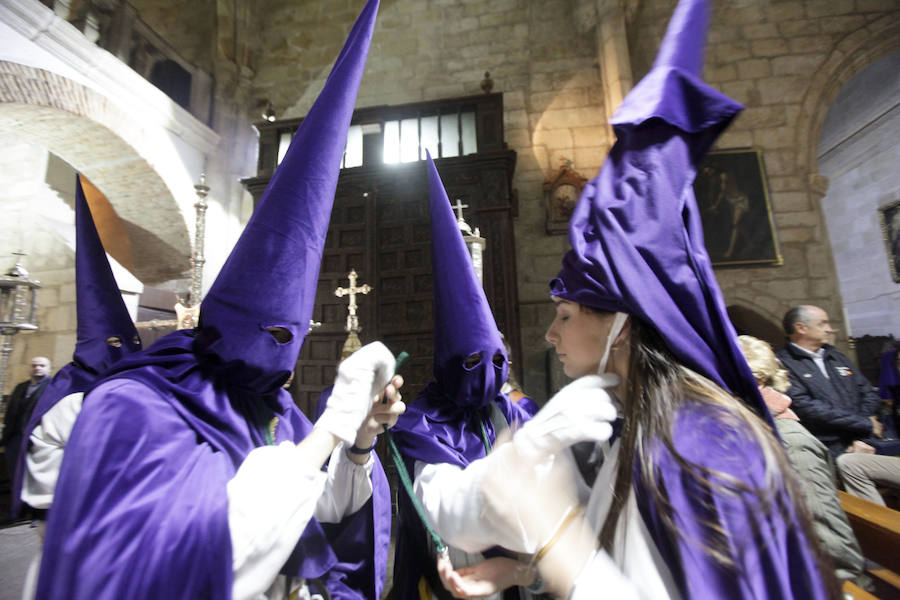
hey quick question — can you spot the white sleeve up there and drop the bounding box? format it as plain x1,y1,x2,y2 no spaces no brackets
23,392,84,509
228,442,328,600
568,549,641,600
413,459,540,554
313,443,375,524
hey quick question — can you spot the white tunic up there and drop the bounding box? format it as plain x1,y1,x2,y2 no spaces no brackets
412,441,678,600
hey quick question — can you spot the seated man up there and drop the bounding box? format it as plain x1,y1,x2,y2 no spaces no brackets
776,305,900,506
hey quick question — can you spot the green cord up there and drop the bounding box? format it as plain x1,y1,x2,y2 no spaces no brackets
477,417,492,455
381,350,447,555
384,426,447,555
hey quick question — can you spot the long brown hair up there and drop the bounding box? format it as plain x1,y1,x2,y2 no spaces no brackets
594,314,840,598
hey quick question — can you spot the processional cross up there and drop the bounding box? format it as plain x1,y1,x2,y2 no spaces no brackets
450,199,469,223
334,269,371,357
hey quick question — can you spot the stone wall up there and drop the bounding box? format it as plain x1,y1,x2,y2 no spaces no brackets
0,141,76,391
149,0,900,401
817,51,900,339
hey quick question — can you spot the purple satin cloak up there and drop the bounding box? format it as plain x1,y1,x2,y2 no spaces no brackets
634,402,829,599
390,384,537,599
38,330,387,599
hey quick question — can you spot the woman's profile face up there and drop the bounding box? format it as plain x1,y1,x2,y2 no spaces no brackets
545,298,617,378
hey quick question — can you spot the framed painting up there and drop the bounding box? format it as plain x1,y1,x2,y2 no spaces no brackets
879,199,900,283
692,148,782,267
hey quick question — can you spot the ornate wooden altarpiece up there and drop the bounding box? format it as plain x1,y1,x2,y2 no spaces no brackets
242,93,521,423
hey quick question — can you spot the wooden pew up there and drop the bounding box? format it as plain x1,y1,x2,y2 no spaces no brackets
839,490,900,599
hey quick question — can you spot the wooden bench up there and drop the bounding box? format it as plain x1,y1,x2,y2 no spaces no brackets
838,490,900,599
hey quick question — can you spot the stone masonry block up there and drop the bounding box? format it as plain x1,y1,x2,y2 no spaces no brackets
766,2,805,20
778,19,820,36
737,58,772,80
787,35,831,55
536,107,607,128
721,80,759,105
533,127,574,150
767,176,806,193
856,0,894,11
710,41,752,63
742,23,779,39
772,191,811,212
806,244,831,275
716,128,754,148
818,15,867,34
772,54,822,76
776,210,818,228
805,0,856,19
750,38,789,57
756,75,807,103
706,63,737,82
504,109,529,130
573,147,607,173
528,89,591,113
572,126,609,149
753,125,794,149
777,227,813,243
761,149,796,176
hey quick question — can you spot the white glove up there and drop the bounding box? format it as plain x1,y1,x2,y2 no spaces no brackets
315,341,395,444
513,374,618,461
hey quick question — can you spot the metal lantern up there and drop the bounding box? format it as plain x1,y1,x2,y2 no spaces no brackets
0,252,40,405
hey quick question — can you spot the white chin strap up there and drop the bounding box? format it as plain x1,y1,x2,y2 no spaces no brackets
597,312,629,374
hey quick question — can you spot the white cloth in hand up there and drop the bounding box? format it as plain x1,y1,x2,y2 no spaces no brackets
513,374,618,460
316,341,395,444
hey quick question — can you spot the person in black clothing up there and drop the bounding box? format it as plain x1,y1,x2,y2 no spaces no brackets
2,357,52,485
777,306,900,505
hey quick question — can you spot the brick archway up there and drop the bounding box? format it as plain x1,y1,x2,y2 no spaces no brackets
0,61,191,283
796,13,900,179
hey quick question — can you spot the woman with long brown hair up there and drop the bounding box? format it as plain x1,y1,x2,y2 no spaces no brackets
436,0,838,597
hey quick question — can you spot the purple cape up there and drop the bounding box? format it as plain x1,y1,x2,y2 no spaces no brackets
390,385,536,599
634,403,829,599
38,330,388,599
879,348,899,401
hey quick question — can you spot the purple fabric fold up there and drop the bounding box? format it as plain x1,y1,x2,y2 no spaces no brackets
634,403,829,599
878,348,899,401
549,0,767,423
38,330,382,599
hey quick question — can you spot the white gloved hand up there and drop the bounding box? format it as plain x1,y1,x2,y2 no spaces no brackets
513,374,619,461
315,341,395,444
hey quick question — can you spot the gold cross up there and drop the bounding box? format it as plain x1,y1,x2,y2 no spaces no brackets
334,269,371,333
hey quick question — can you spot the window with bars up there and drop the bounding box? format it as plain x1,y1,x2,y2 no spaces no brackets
255,93,505,177
277,110,478,168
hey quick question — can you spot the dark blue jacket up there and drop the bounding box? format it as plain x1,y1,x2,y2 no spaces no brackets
776,342,880,456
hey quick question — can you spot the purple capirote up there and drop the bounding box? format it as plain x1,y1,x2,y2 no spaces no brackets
551,0,829,597
10,174,142,518
38,1,387,598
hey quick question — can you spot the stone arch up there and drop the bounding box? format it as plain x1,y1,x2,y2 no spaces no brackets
795,13,900,180
0,61,191,283
726,302,784,351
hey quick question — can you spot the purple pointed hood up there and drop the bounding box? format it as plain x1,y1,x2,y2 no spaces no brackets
196,0,379,394
12,174,142,516
73,174,142,371
549,0,767,418
427,154,507,409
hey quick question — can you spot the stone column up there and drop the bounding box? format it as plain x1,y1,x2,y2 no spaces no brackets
595,0,634,136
